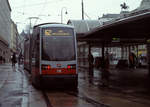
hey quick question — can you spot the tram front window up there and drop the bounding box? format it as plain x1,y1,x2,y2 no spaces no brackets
42,36,76,61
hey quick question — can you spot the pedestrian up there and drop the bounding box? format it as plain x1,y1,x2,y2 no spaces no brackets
18,53,22,66
11,53,16,67
129,52,137,69
101,54,110,87
88,52,94,76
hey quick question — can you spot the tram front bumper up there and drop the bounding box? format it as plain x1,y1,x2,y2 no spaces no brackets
40,74,78,87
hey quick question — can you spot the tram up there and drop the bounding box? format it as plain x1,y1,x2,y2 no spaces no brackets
24,37,31,72
24,23,78,88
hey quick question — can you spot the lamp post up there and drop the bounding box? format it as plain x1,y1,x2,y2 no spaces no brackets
61,7,68,23
81,0,84,20
28,17,39,34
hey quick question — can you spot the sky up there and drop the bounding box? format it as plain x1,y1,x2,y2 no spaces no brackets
9,0,142,33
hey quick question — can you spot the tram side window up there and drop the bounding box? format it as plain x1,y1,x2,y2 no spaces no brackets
31,34,36,59
31,33,40,67
35,34,40,67
32,43,36,58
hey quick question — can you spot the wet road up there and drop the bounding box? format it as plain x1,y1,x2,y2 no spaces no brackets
45,68,150,107
0,63,150,107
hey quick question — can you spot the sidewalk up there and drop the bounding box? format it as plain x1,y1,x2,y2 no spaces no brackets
79,65,150,98
0,63,47,107
78,70,150,107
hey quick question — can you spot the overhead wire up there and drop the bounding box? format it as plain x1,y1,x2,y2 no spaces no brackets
12,0,64,26
12,0,64,33
22,0,26,15
13,0,64,8
33,0,64,25
33,0,48,26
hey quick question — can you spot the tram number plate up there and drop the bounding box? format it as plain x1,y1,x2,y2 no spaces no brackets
57,69,62,73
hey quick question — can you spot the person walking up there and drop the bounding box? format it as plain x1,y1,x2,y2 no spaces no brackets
88,52,94,76
11,53,16,67
129,52,137,69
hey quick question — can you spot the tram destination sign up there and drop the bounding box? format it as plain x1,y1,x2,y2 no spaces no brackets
44,29,71,36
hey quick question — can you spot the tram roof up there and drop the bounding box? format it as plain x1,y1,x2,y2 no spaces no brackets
82,11,150,43
34,23,74,29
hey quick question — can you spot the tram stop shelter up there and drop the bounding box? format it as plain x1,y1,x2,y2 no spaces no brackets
69,12,150,94
68,12,150,83
77,12,150,73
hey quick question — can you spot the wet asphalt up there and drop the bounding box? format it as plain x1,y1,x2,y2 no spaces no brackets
0,63,150,107
0,64,46,107
44,67,150,107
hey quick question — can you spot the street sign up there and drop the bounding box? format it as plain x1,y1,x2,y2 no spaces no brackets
112,37,120,42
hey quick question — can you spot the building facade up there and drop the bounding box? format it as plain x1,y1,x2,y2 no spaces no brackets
10,20,19,54
0,0,11,63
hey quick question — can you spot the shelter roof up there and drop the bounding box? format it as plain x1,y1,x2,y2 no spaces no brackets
67,20,102,36
82,12,150,43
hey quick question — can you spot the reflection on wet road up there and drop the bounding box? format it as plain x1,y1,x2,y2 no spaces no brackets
0,64,47,107
0,65,23,107
0,64,150,107
45,68,150,107
47,92,91,107
45,91,108,107
46,91,109,107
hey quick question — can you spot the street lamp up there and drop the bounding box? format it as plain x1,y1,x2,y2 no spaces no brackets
28,17,39,34
34,14,50,25
61,7,68,23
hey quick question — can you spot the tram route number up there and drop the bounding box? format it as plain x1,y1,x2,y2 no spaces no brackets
44,29,70,36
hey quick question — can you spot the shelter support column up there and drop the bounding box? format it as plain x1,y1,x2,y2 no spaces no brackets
128,45,131,56
88,44,91,60
121,45,126,59
88,44,93,76
136,45,138,60
147,44,150,77
102,42,105,67
83,45,86,66
78,46,81,65
121,45,123,59
125,46,128,59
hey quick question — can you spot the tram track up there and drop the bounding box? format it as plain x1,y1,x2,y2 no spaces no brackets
42,83,150,107
42,90,53,107
43,89,110,107
65,91,110,107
